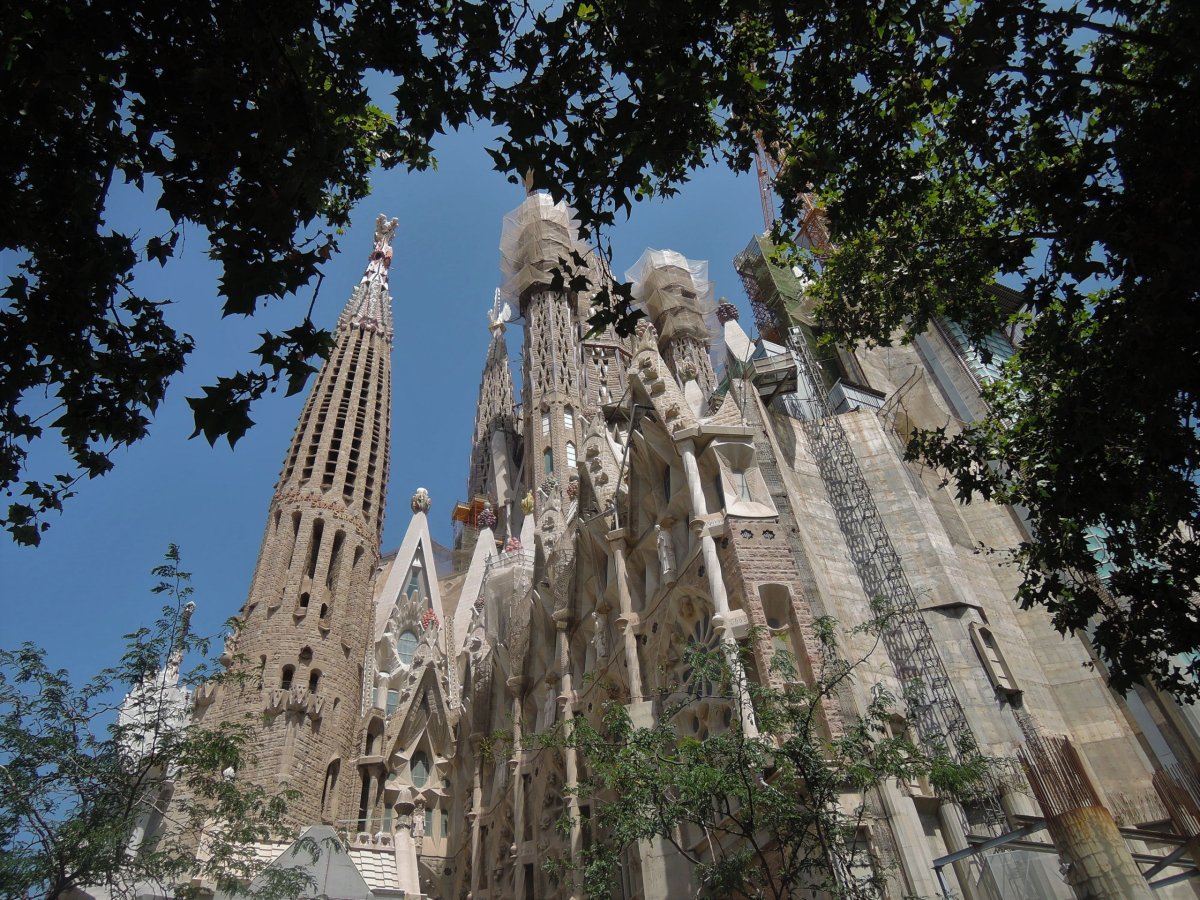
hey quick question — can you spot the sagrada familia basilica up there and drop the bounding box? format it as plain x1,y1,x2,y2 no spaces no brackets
116,193,1200,899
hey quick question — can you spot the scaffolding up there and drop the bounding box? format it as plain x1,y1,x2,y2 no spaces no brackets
736,244,1008,833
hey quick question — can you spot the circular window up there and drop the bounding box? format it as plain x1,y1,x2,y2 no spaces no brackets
397,631,418,665
411,751,430,788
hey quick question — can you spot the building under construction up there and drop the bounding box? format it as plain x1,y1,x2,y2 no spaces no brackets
113,193,1200,900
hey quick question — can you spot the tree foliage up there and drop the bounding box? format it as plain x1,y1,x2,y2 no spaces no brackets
539,622,988,899
4,0,1196,695
0,546,310,899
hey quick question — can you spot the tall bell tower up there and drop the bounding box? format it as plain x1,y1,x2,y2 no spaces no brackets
198,216,398,827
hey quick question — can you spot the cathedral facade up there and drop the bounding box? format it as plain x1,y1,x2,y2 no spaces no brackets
176,197,1200,899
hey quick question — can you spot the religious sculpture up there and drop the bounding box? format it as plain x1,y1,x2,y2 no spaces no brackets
656,523,677,583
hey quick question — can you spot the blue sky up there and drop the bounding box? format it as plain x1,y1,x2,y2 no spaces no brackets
0,125,763,680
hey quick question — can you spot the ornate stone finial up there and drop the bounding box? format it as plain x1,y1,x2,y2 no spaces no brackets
716,299,740,323
366,215,399,275
411,488,431,514
487,289,513,333
374,213,399,250
634,319,660,353
521,491,535,515
477,502,498,531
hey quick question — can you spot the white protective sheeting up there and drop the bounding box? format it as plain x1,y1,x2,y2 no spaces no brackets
624,248,722,347
498,192,590,300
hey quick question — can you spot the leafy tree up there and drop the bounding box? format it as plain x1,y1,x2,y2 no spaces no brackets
0,0,508,544
0,545,311,899
538,621,989,899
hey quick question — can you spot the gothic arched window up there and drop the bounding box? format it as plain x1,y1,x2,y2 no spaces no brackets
411,750,431,788
564,406,574,430
566,441,577,468
281,665,295,690
541,412,550,435
543,447,554,474
397,631,418,665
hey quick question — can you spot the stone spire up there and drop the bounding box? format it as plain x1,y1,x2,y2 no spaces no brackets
195,216,399,828
466,291,518,514
337,214,399,338
498,194,588,505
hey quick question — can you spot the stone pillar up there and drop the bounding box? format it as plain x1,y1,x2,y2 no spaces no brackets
1020,734,1152,900
468,737,484,898
393,798,422,896
509,676,527,900
607,528,644,702
679,438,757,738
554,611,585,899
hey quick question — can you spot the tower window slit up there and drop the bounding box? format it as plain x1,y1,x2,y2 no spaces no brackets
307,519,324,579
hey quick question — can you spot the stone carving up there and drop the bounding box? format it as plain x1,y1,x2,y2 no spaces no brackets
656,524,677,583
413,799,426,848
411,487,432,514
590,610,609,659
477,502,498,530
521,490,535,515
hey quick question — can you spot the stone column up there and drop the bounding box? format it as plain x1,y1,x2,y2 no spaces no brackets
554,610,585,899
679,438,757,737
393,799,422,896
508,676,527,900
607,528,644,702
468,736,484,898
1020,735,1152,900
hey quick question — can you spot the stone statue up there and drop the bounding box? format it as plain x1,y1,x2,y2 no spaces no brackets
375,618,406,701
590,610,609,659
411,487,432,514
413,800,426,840
656,524,677,583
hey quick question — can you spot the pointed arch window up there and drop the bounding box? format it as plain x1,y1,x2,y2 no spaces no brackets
280,666,295,690
321,759,341,819
397,631,418,666
543,447,554,474
541,412,550,435
970,623,1021,696
566,441,577,468
563,406,574,430
411,750,431,788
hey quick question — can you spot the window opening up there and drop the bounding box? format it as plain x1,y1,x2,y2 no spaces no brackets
733,469,752,501
566,441,577,468
411,751,431,787
397,631,418,665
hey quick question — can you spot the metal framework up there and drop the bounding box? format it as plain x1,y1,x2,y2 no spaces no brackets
736,250,1007,832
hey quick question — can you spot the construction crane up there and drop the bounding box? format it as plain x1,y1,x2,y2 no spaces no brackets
752,133,833,259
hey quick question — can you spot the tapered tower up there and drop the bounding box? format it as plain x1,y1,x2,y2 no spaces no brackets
198,215,398,827
465,292,519,534
499,193,588,502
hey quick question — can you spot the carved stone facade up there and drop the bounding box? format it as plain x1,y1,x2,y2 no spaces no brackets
149,199,1199,900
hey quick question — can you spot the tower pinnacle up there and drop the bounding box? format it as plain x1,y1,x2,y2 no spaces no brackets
338,214,399,338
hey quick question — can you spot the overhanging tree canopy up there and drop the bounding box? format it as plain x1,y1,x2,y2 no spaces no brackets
3,0,1196,696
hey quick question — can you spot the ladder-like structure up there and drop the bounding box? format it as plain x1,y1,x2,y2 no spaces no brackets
735,250,1006,832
